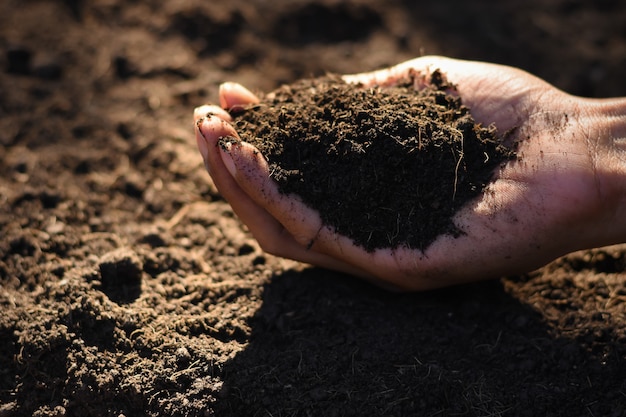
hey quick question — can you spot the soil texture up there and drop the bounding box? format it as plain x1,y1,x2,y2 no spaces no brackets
1,1,626,417
233,71,515,251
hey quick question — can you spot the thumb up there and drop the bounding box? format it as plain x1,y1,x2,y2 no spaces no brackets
219,82,261,111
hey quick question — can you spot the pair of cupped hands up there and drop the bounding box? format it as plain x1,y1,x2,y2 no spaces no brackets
194,56,626,291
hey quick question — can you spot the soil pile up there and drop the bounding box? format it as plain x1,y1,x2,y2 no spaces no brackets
233,71,516,250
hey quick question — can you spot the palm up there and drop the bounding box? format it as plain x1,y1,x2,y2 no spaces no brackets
195,56,612,290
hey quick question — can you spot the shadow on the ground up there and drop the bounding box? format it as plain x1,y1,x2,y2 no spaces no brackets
213,268,623,416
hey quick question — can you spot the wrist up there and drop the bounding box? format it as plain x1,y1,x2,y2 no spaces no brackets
586,98,626,246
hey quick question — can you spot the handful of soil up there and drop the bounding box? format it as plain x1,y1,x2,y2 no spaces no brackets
231,71,516,251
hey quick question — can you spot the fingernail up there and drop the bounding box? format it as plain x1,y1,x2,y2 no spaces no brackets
219,82,260,111
194,105,213,121
218,137,238,178
195,118,211,160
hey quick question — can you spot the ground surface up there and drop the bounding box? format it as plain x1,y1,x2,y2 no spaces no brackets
1,0,626,416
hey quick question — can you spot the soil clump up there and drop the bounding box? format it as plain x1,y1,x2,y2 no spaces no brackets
233,71,516,250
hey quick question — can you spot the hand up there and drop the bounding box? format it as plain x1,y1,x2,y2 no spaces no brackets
194,56,626,291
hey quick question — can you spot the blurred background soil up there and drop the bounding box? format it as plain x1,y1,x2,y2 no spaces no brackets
1,0,625,416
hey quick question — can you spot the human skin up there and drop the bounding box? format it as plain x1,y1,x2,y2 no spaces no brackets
194,56,626,291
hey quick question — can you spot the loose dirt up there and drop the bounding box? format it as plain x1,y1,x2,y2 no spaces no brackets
233,71,516,251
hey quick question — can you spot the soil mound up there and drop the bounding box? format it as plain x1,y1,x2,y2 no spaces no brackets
233,71,516,250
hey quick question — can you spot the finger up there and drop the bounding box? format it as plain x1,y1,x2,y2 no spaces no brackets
194,105,232,123
342,56,451,87
217,138,327,248
219,82,260,111
195,117,316,253
195,116,380,281
195,115,298,247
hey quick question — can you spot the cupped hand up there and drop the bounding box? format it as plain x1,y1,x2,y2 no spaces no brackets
194,56,626,291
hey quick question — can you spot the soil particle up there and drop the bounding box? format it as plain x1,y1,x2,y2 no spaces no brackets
233,71,516,250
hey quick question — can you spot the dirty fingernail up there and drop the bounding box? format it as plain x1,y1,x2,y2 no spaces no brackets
218,137,238,178
195,119,210,160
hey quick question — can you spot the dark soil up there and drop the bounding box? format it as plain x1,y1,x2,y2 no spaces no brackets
1,1,626,417
233,71,515,251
